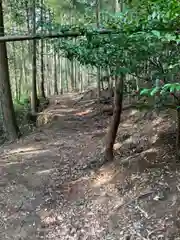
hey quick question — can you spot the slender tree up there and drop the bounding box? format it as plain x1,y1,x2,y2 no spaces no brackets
53,49,58,94
96,0,101,100
31,0,38,113
40,0,46,98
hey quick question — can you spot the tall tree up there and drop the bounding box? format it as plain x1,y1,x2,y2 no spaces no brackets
31,0,38,113
96,0,101,100
0,0,20,141
40,0,46,98
53,49,58,94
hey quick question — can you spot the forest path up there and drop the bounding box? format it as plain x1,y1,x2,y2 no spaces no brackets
0,93,180,239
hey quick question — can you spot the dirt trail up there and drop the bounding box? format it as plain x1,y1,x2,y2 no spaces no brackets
0,94,180,240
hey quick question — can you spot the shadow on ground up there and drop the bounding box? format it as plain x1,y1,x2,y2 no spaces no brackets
0,95,180,239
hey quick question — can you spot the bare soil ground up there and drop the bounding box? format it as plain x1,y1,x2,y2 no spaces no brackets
0,93,180,240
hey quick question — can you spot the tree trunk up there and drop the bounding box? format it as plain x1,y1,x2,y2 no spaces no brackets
12,41,19,100
96,0,101,100
0,1,20,141
31,0,38,113
21,42,28,95
54,50,58,95
104,75,124,162
40,38,45,98
65,58,69,92
40,0,45,98
71,59,74,91
58,53,63,94
80,65,83,92
176,106,180,160
113,0,120,12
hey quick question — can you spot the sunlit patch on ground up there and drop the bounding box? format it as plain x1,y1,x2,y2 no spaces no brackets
75,108,93,116
0,95,179,240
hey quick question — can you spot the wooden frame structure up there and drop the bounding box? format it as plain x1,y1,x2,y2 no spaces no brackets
0,29,116,42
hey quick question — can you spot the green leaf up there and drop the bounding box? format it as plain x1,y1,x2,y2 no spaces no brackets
164,33,177,42
150,87,159,96
140,88,151,96
151,30,161,38
162,84,172,91
170,84,178,93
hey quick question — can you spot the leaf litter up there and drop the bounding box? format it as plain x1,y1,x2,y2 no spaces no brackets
0,94,180,239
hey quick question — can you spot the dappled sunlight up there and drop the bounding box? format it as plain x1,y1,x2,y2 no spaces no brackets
51,113,65,117
5,161,21,166
75,108,93,116
41,215,57,226
9,147,50,155
42,110,65,117
152,117,164,127
150,134,159,144
91,167,119,187
141,147,158,154
121,121,137,128
113,142,122,150
128,109,139,117
36,168,55,175
92,173,113,187
8,146,40,155
49,108,75,113
5,146,53,159
17,149,53,157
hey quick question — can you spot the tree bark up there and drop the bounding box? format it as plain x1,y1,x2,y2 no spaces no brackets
58,52,63,94
40,0,46,98
31,0,38,113
96,0,101,100
12,41,19,100
176,106,180,160
54,50,58,94
71,59,74,91
0,0,20,141
104,75,124,162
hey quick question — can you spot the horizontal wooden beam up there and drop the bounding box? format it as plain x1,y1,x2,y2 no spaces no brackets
0,29,116,42
1,28,178,43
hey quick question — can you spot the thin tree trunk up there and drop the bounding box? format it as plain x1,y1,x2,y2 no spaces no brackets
80,65,83,92
12,42,19,100
31,0,38,113
18,59,23,100
58,53,63,94
54,50,58,94
71,59,74,91
40,0,45,98
96,0,101,100
66,58,69,92
104,75,124,162
0,0,20,141
176,106,180,160
21,42,28,94
74,60,77,90
40,38,45,98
